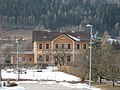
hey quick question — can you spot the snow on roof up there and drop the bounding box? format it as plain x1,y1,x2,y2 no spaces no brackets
67,34,80,41
107,38,120,44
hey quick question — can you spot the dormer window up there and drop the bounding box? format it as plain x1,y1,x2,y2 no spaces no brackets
77,36,81,39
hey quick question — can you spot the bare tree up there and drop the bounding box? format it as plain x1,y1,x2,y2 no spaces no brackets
105,47,120,87
91,37,103,83
0,17,6,38
57,24,84,32
100,37,120,86
71,50,89,82
114,22,120,37
45,48,71,67
34,24,46,31
0,44,13,86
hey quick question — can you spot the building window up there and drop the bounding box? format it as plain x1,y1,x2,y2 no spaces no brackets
46,55,49,62
29,58,32,61
38,55,42,61
46,44,49,49
77,44,80,49
19,57,22,61
61,38,65,41
67,44,71,49
62,44,64,49
67,55,71,62
15,57,17,61
38,44,42,49
55,44,58,49
22,58,25,61
83,44,87,49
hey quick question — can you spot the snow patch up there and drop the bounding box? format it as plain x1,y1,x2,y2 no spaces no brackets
67,34,80,41
0,86,25,90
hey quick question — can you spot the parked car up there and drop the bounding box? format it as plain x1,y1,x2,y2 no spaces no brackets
13,69,27,74
6,69,14,73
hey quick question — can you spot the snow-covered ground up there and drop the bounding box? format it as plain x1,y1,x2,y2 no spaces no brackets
2,67,79,81
0,86,25,90
1,66,100,90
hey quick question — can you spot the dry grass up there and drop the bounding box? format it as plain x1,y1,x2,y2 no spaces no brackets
92,83,120,90
58,66,120,90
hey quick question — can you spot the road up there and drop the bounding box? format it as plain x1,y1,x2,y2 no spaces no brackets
18,83,90,90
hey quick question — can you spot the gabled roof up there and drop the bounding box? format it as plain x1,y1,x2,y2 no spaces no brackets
32,30,90,42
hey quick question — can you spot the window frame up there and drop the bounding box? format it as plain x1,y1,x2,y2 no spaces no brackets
46,55,49,62
67,44,71,49
83,43,87,49
67,55,71,62
61,44,64,49
77,43,80,49
46,44,49,49
29,58,32,61
55,44,58,49
38,44,42,50
37,55,42,61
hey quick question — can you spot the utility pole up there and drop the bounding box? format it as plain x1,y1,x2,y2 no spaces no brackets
0,60,1,87
86,24,93,89
16,39,20,81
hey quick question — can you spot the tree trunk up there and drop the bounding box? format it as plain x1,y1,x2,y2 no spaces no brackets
100,77,102,83
112,80,115,87
81,77,85,82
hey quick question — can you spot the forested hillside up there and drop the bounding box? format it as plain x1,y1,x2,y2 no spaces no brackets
0,0,120,36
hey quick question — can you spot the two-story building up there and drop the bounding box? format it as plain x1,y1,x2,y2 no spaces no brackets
32,30,90,65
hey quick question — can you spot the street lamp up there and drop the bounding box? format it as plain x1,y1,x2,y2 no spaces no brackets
16,39,19,81
86,24,93,88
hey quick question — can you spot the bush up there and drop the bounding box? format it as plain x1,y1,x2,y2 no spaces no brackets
58,66,84,79
42,64,48,69
10,82,18,87
57,66,77,76
6,82,17,87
